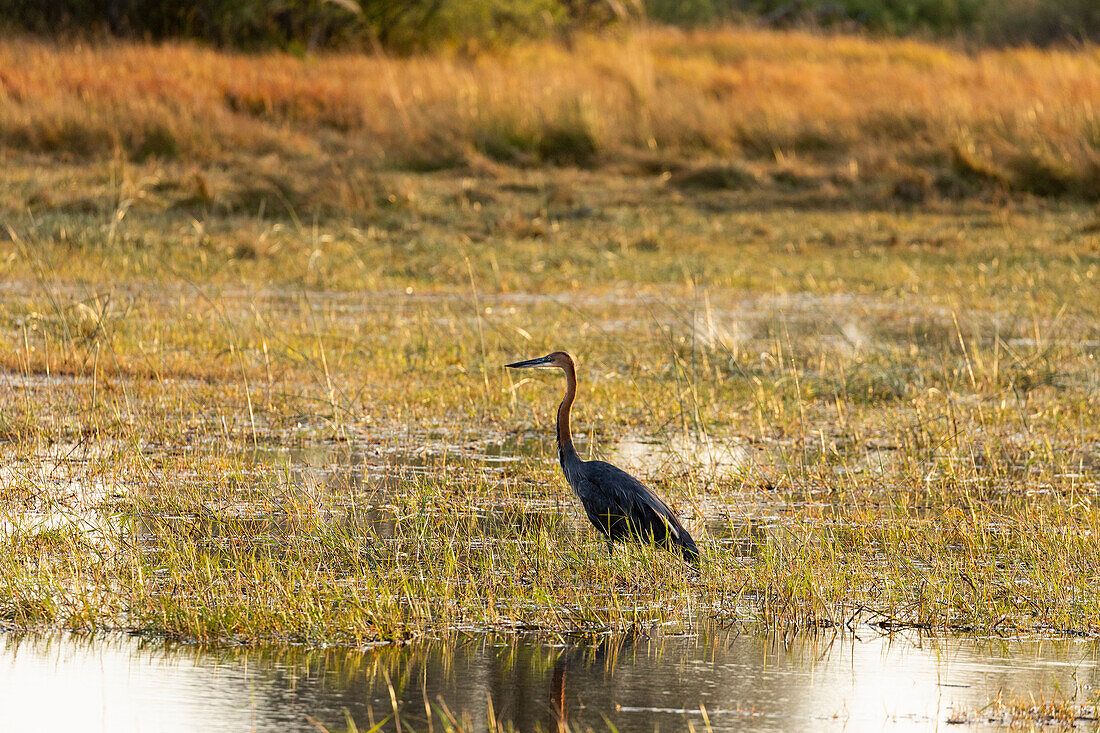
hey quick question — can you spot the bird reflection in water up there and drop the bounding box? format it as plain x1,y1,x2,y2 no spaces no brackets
550,634,634,731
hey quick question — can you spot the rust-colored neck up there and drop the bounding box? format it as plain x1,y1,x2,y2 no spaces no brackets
556,359,577,457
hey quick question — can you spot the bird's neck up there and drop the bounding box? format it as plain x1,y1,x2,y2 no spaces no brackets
556,361,578,459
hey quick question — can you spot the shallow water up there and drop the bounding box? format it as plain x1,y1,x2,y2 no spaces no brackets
2,629,1097,732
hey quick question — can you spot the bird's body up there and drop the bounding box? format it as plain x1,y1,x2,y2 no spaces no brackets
506,351,699,565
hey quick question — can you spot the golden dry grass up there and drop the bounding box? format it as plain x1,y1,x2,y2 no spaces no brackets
2,29,1100,196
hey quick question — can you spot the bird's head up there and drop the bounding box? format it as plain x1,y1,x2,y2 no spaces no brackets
504,350,574,371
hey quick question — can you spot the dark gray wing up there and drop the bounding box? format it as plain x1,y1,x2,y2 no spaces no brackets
576,460,699,563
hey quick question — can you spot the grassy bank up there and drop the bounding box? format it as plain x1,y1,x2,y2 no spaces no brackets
3,29,1100,200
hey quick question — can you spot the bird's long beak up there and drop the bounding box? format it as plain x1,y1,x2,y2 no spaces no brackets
505,354,554,369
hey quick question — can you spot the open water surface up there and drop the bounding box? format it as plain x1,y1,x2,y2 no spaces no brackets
2,628,1098,732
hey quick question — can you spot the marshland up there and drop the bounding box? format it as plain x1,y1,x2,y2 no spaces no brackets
1,13,1099,731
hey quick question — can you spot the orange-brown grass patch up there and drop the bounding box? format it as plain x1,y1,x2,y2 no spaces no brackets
2,29,1100,197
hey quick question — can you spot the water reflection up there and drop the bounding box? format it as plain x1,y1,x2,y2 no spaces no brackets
2,629,1097,732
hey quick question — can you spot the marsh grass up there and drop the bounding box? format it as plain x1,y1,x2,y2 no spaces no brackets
950,695,1100,728
0,162,1098,644
0,31,1099,643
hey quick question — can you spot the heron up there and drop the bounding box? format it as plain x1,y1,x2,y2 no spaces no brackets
506,351,700,565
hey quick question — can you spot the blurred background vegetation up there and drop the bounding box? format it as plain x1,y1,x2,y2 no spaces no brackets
1,0,1098,51
650,0,1100,45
